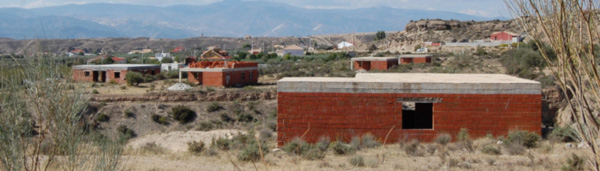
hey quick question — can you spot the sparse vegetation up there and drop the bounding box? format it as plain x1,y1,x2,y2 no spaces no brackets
505,130,541,148
403,139,424,157
187,141,206,154
96,114,110,122
207,102,222,112
117,125,136,139
151,114,168,125
332,141,356,155
481,145,501,155
349,155,365,167
435,133,452,146
456,128,473,152
561,153,586,171
126,72,144,86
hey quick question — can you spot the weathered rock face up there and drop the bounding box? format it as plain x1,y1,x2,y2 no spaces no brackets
90,89,277,102
401,19,521,42
542,87,567,126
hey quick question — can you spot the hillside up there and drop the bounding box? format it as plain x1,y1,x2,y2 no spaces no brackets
0,0,494,39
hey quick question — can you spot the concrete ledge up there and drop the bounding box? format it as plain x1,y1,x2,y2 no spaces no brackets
351,57,398,61
73,64,160,70
277,73,541,95
181,67,258,72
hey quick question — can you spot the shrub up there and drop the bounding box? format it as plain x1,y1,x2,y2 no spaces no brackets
151,114,168,125
212,137,231,151
108,80,118,84
196,121,214,131
505,130,541,148
561,153,586,171
120,85,127,90
282,138,311,156
206,102,222,112
236,113,254,122
350,136,361,150
220,113,235,123
187,141,205,154
504,143,526,155
126,72,144,86
91,89,99,94
117,125,136,139
480,145,501,155
315,137,331,152
403,139,423,157
170,106,196,124
349,155,365,167
549,126,578,143
95,114,110,122
435,133,452,146
361,133,380,149
457,128,474,152
123,109,135,118
237,140,268,162
259,128,273,140
332,141,355,155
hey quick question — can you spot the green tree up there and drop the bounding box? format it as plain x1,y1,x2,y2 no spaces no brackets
126,72,144,86
161,57,174,63
374,31,386,41
102,57,115,64
242,43,251,49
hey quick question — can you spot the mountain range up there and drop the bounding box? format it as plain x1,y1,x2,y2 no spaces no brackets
0,0,497,39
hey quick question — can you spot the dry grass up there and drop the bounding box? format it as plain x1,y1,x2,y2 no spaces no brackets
119,138,589,171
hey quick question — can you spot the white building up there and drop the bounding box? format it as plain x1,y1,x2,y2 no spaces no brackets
337,41,354,49
161,62,185,72
155,52,172,62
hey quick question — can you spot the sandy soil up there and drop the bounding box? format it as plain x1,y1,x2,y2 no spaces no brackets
127,130,245,153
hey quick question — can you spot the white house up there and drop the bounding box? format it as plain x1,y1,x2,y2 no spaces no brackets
280,45,304,56
337,41,354,49
161,62,185,72
416,47,429,53
155,52,172,62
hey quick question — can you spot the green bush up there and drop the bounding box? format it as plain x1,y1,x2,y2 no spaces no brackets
91,89,99,94
187,141,205,154
549,126,578,143
282,138,311,155
117,125,136,139
126,72,144,86
237,140,268,162
123,109,135,118
236,113,254,122
196,121,215,131
95,114,110,122
457,128,473,152
220,113,235,123
206,102,222,112
212,137,231,150
349,155,365,167
316,137,331,152
505,130,541,148
151,114,168,125
170,106,196,124
480,145,501,155
361,133,380,149
332,141,355,155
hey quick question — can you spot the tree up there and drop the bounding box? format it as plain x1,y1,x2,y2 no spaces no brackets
508,1,600,170
374,31,386,41
242,43,251,49
161,57,174,63
102,56,114,64
126,72,144,86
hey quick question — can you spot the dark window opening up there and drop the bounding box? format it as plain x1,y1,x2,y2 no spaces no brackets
402,102,433,129
114,72,120,78
241,73,245,80
84,71,90,77
151,70,155,75
249,71,253,79
358,62,362,67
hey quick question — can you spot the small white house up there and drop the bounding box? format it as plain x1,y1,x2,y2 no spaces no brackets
416,47,429,53
337,41,354,49
155,52,172,62
161,62,185,72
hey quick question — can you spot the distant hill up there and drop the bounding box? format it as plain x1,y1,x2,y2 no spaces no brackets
0,0,495,39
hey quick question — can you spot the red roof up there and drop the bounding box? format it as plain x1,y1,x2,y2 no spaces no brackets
171,47,185,53
70,49,85,53
112,57,125,62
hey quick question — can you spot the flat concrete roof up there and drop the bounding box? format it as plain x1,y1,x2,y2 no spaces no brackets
73,64,160,70
399,54,433,58
278,73,541,94
351,57,398,61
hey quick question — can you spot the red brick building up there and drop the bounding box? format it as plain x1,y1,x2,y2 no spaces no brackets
351,57,399,71
72,64,161,84
490,31,520,42
277,73,541,146
399,54,432,64
180,61,258,87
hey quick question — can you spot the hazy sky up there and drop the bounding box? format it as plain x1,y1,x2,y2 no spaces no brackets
3,0,511,18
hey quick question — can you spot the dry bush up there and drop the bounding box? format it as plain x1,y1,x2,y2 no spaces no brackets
187,141,206,154
435,133,452,146
403,139,424,157
480,145,501,155
504,143,526,155
361,133,380,149
332,141,356,155
562,153,586,171
505,130,541,148
456,128,474,152
348,155,365,167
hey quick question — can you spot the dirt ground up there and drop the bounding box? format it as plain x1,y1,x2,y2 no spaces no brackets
120,132,587,171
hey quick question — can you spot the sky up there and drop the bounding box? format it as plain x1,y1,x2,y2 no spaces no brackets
2,0,512,18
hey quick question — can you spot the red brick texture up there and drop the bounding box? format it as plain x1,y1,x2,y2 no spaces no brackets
277,92,541,146
188,70,259,87
353,60,398,71
401,57,431,64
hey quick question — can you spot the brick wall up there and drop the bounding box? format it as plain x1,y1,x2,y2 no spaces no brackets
72,68,160,84
353,61,371,71
192,69,259,87
401,57,430,64
354,60,397,71
277,92,541,146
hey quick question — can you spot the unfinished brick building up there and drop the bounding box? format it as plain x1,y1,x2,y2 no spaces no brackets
180,61,258,87
351,57,399,71
277,73,541,146
399,54,432,64
72,64,161,84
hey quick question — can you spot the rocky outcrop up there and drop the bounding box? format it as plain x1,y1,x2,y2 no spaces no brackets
400,19,522,42
90,89,277,102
